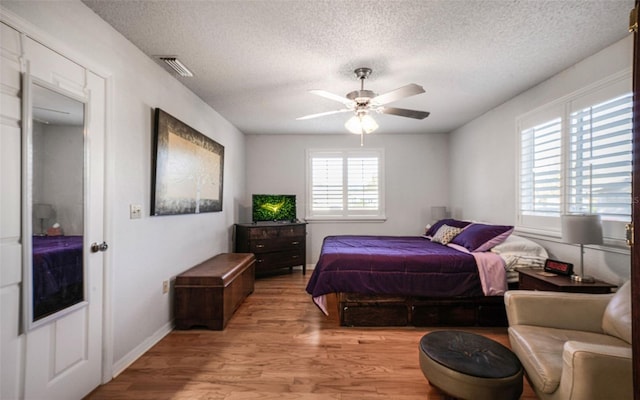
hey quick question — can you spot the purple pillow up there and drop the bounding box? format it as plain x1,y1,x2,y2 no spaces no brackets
425,219,471,237
450,223,514,252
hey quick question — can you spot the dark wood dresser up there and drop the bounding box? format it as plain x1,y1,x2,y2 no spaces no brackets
234,222,306,275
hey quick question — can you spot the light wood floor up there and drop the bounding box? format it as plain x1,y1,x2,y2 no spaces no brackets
86,270,538,400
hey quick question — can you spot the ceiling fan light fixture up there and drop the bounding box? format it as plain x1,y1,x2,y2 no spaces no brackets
345,114,378,134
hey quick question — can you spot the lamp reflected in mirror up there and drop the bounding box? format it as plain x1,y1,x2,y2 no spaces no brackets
33,203,53,236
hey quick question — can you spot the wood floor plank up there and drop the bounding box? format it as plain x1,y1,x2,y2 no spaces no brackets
86,270,538,400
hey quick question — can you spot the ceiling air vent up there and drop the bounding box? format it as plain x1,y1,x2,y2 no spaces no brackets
157,56,194,77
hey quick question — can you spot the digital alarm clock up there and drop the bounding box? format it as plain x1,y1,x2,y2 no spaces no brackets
544,259,574,276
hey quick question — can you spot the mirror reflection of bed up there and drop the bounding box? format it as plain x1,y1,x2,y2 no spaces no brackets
30,82,85,322
32,235,84,320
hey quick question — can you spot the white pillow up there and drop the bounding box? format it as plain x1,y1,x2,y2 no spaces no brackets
490,235,548,257
491,235,548,271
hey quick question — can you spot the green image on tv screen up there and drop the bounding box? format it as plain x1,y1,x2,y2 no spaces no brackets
252,194,296,222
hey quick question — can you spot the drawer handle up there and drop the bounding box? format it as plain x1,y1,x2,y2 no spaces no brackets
291,241,300,245
256,259,264,263
291,255,299,259
256,244,265,248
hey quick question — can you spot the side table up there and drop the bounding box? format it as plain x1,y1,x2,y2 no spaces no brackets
517,267,616,294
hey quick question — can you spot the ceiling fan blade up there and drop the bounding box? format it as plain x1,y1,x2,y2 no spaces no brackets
309,90,355,106
372,83,425,105
296,108,351,120
381,107,430,120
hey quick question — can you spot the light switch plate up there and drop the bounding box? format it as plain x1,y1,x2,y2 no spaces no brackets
130,204,142,219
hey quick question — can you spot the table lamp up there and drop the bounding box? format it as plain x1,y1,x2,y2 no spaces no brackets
561,214,603,283
33,203,53,236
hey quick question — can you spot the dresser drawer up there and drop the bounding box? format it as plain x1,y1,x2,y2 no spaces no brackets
255,249,305,270
250,237,304,253
245,224,305,239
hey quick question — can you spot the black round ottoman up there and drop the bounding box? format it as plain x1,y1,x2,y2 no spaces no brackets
418,330,523,400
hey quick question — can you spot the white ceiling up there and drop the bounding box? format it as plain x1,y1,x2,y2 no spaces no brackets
82,0,633,136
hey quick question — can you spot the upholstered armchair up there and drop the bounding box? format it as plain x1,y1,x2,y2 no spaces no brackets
504,281,632,400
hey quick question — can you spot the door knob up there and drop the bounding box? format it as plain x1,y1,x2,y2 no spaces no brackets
91,241,109,253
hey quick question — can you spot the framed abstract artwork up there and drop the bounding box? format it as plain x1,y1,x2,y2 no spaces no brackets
151,108,224,215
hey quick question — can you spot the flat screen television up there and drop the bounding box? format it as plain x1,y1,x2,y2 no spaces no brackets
252,194,297,222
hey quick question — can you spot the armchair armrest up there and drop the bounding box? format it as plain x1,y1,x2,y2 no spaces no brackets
556,341,632,400
504,290,612,332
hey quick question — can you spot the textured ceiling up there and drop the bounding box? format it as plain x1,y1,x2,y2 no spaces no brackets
81,0,633,135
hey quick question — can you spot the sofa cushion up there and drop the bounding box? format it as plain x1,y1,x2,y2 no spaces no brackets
602,280,632,344
508,325,629,394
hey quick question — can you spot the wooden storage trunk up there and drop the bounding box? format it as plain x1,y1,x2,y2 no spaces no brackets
174,253,255,330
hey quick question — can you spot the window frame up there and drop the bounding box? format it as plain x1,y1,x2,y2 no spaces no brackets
305,148,386,222
516,70,632,243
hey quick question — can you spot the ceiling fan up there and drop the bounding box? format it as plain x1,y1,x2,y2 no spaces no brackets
297,67,430,138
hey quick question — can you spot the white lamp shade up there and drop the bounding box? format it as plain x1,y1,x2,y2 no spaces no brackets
34,203,53,219
345,114,378,134
561,214,603,245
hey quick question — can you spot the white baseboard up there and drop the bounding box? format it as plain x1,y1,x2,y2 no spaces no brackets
111,320,173,378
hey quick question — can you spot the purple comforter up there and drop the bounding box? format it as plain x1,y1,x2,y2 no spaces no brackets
306,235,484,300
32,235,84,318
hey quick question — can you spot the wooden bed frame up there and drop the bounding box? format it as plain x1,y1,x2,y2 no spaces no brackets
337,283,518,327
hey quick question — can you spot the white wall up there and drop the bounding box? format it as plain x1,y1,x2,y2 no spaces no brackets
245,133,449,262
1,1,247,394
449,35,633,285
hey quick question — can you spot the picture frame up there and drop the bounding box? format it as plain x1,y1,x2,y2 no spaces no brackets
151,108,224,215
544,259,574,276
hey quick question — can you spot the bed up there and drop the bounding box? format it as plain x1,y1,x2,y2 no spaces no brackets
32,235,84,320
305,219,548,327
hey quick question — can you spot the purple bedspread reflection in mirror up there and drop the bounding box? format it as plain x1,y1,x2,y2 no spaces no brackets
32,235,84,320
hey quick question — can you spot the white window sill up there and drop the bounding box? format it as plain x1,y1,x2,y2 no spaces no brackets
514,226,630,255
305,216,387,223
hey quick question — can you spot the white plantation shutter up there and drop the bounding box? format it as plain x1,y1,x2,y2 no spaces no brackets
520,118,562,217
311,156,343,211
567,94,632,221
347,157,379,211
307,149,385,220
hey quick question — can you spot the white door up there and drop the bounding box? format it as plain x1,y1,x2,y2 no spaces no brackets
20,35,106,400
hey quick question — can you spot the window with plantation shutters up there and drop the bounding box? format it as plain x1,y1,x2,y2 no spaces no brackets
311,156,343,212
517,72,631,241
567,93,632,221
307,149,385,220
